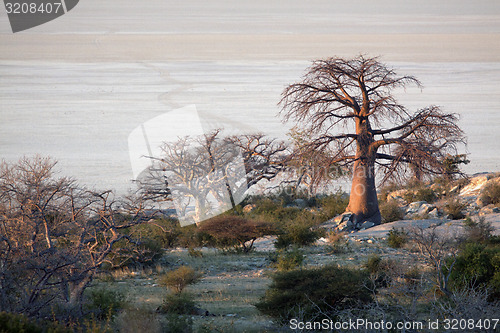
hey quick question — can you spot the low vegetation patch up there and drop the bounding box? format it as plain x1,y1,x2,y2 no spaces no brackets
256,265,373,322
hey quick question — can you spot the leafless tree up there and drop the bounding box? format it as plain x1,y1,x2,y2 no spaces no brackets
407,225,464,297
0,156,155,317
139,130,287,224
228,132,288,196
280,55,465,225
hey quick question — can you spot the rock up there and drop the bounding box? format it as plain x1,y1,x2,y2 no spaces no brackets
359,221,375,230
428,208,439,219
406,201,427,215
460,175,488,197
336,213,355,231
293,198,307,208
242,204,256,213
479,206,500,216
418,203,435,216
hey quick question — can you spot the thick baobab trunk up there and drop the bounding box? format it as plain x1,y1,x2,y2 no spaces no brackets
347,159,381,226
346,117,381,226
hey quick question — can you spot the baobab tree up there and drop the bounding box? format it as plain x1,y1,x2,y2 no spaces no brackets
139,130,287,225
280,56,465,226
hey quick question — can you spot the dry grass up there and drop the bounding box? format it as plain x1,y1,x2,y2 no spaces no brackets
88,241,418,332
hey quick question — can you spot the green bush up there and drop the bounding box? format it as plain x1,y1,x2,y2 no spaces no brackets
163,314,193,333
159,266,202,294
85,288,126,320
0,311,73,333
364,255,382,274
275,214,324,249
364,255,392,288
379,200,404,223
158,293,197,315
270,248,305,271
317,191,349,220
387,228,408,248
256,265,373,321
248,198,303,223
479,181,500,206
446,242,500,301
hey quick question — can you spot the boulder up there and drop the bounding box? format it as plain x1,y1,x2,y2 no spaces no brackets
479,206,500,216
359,221,375,230
417,203,435,216
336,212,354,231
293,198,308,209
406,201,428,215
459,175,488,197
428,208,439,219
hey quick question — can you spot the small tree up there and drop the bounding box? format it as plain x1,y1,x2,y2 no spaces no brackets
280,56,465,226
0,156,155,317
197,215,277,253
159,266,202,294
139,130,287,225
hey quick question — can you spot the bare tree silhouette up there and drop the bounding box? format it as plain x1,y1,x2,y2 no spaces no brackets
280,56,465,226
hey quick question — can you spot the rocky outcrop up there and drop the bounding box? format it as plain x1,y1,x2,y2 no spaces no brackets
324,173,499,233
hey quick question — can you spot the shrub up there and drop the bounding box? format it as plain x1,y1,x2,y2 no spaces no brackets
378,182,400,202
116,308,162,333
163,314,193,333
271,248,305,271
177,224,208,249
159,266,202,294
364,255,382,274
256,265,372,321
479,181,500,206
379,199,404,223
0,311,72,333
463,216,494,243
275,222,323,249
197,216,277,253
364,255,392,288
317,191,349,220
446,242,500,301
387,228,408,248
158,293,197,315
187,247,203,258
444,197,467,220
245,198,303,223
325,231,350,254
403,183,438,203
85,288,126,320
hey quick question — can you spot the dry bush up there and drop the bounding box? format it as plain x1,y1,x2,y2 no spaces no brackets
159,266,202,294
198,215,277,253
479,181,500,206
380,199,405,223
